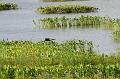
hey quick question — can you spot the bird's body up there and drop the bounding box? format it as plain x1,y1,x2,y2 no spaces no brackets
44,38,55,41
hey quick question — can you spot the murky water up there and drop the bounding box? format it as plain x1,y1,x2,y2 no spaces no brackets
0,0,120,53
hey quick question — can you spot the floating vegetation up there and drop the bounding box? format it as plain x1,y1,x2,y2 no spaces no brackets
36,5,98,14
0,3,18,10
0,40,120,78
41,0,88,2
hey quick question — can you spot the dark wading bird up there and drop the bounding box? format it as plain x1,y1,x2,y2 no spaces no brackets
44,38,55,41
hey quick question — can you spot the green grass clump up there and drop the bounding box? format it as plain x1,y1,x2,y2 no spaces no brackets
36,5,98,14
0,40,120,78
0,3,18,10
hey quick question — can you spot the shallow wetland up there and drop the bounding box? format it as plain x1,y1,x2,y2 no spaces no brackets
1,0,120,78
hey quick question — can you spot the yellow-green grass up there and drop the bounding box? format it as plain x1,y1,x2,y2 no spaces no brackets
0,40,120,78
1,65,120,79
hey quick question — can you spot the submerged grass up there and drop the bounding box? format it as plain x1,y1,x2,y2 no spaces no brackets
0,3,18,10
0,40,120,78
36,5,98,14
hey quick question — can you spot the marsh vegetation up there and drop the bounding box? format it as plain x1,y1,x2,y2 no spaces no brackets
36,5,98,14
0,3,18,10
37,16,120,29
0,40,120,79
1,0,120,79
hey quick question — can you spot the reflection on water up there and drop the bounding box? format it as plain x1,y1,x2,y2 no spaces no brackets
0,0,120,53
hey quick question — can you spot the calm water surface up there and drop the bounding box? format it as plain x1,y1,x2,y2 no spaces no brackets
0,0,120,53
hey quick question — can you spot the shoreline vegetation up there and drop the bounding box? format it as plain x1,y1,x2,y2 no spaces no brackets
1,0,120,79
1,65,120,79
34,15,120,42
0,3,18,10
0,40,120,78
36,5,98,14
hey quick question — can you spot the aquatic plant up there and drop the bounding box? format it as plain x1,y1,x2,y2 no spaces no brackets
0,40,95,66
36,5,98,14
113,31,120,42
112,19,120,42
0,64,120,79
0,40,120,78
0,3,18,10
0,40,120,67
36,16,115,29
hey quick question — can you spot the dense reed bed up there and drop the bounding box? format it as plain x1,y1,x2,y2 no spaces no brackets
0,40,120,78
0,3,18,10
36,5,98,14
